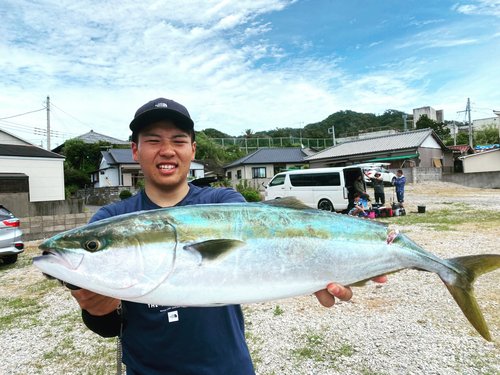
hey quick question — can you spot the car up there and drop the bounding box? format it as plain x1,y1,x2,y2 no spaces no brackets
353,163,397,186
0,205,24,265
363,166,397,186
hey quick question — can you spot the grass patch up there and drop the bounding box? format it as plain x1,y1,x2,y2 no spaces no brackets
0,297,43,330
273,305,284,316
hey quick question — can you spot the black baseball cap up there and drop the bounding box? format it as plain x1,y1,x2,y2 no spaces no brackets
129,97,194,135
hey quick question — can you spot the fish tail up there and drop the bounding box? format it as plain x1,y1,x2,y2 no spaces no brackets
443,254,500,341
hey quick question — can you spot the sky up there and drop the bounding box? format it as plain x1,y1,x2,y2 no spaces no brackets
1,0,499,148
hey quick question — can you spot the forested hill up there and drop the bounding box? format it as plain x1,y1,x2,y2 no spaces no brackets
200,109,410,139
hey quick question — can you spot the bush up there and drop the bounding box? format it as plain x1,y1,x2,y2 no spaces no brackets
242,190,260,202
119,190,133,200
136,179,146,190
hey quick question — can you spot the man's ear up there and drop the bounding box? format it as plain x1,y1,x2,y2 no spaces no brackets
132,142,139,162
191,141,196,161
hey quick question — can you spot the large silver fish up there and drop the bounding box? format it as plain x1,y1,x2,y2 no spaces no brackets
34,198,500,341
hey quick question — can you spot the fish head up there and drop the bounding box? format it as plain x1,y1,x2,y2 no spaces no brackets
34,212,177,300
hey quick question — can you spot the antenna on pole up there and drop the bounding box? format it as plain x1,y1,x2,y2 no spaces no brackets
46,95,51,150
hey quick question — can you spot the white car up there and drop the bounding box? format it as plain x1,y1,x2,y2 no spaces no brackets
363,166,397,186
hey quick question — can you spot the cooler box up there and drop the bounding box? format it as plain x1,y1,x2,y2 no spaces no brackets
378,208,393,217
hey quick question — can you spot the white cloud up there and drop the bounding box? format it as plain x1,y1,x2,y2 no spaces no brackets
454,0,500,17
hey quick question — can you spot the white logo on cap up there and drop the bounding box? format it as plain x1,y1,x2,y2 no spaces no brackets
155,103,168,108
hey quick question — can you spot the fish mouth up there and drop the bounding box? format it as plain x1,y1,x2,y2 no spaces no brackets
35,248,84,272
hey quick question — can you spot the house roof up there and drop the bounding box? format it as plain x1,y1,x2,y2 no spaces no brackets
305,128,443,161
0,144,65,159
224,148,309,168
447,144,473,154
52,130,130,153
101,149,136,165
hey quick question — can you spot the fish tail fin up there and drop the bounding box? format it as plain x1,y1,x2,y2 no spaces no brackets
443,254,500,341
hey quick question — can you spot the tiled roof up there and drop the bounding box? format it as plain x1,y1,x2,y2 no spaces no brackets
305,128,438,161
77,130,129,145
101,149,136,165
447,144,473,154
224,148,308,168
0,144,65,159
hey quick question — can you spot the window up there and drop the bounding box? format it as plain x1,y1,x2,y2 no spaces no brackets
289,172,340,187
269,174,286,186
227,171,232,179
252,167,266,179
237,170,242,179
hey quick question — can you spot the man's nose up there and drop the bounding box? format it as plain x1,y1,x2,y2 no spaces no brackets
158,141,176,156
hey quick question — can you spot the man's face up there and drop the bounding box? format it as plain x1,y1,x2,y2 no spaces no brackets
132,120,196,192
397,172,402,177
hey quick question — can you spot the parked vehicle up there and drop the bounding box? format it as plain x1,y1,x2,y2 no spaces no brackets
0,205,24,265
265,167,365,212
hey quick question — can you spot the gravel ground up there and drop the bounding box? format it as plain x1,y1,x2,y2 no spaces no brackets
1,181,499,374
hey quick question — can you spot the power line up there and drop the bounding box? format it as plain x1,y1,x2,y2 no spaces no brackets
0,107,46,121
51,102,93,129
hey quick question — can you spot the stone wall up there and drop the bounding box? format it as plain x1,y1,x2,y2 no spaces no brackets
75,186,140,206
19,212,95,241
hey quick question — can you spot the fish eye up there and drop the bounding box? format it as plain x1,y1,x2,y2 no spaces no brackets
84,239,102,252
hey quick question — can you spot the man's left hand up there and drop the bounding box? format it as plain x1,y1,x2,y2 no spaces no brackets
314,276,388,307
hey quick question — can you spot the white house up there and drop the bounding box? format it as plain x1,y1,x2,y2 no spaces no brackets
0,128,65,202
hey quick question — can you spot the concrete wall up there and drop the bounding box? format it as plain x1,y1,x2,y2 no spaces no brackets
0,192,84,217
19,212,95,241
75,186,141,206
461,149,500,173
442,171,500,189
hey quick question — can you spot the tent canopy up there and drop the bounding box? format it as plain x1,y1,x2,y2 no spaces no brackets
367,153,419,162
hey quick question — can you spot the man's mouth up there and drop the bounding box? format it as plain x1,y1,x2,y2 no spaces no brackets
158,164,176,171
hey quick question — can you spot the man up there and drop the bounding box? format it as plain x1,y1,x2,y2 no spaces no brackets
368,172,385,205
354,174,370,201
393,169,406,208
71,98,386,374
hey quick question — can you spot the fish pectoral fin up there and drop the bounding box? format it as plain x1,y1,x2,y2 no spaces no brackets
184,239,246,265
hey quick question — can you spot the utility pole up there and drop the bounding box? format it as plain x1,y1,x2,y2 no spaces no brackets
457,98,473,148
328,125,336,146
403,114,408,132
467,97,472,148
46,95,51,150
453,120,456,146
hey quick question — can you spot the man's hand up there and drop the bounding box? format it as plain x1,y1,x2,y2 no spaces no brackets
70,289,121,316
314,276,388,308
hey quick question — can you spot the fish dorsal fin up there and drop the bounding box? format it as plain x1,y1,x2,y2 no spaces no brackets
261,197,311,210
184,239,246,265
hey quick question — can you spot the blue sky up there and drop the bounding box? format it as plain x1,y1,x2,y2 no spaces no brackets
1,0,499,148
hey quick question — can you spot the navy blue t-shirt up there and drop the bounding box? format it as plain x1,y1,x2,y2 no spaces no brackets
89,184,255,375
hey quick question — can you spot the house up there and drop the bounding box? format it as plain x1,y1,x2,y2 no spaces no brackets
90,148,205,187
0,128,65,201
459,148,500,173
304,128,453,170
51,130,130,154
223,147,316,190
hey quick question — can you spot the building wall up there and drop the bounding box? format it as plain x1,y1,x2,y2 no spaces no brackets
413,106,443,128
19,212,94,241
472,117,499,130
0,156,65,202
0,131,31,145
462,150,500,173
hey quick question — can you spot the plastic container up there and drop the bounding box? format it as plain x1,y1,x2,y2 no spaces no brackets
418,205,426,213
393,208,400,216
367,211,376,218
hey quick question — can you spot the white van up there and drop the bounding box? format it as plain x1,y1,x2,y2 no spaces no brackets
264,167,365,212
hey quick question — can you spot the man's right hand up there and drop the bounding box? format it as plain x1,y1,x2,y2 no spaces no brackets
71,289,121,316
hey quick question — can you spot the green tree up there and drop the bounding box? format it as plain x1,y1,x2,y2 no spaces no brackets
415,115,450,141
474,124,499,146
444,132,470,146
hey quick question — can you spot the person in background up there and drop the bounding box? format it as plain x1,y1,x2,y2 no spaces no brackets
69,97,387,375
354,174,370,201
348,193,366,217
368,172,385,205
393,169,406,208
